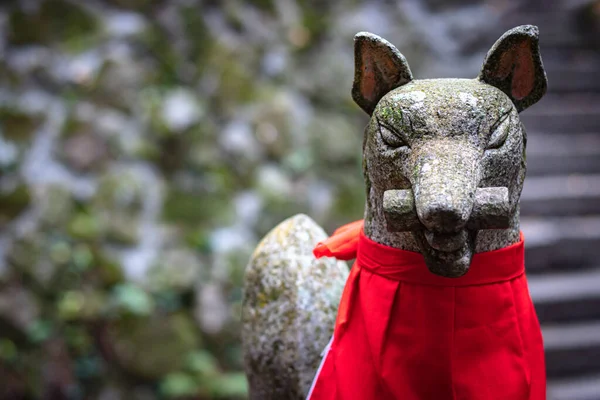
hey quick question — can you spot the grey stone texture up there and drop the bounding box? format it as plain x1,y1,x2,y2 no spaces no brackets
242,214,348,400
383,187,510,232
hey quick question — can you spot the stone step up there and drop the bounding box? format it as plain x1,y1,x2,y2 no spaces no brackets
520,174,600,216
527,154,600,176
543,321,600,378
526,96,600,117
540,47,600,70
548,373,600,400
520,113,600,134
525,128,600,176
545,68,600,92
527,132,600,158
522,216,600,273
522,197,600,217
529,268,600,323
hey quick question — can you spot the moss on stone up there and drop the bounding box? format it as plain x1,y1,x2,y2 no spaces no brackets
139,24,180,85
68,212,104,241
8,0,99,50
180,5,212,76
0,184,31,225
0,108,42,143
106,313,200,380
105,0,158,11
163,188,234,228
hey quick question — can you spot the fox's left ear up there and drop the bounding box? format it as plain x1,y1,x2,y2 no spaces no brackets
352,32,413,115
479,25,547,112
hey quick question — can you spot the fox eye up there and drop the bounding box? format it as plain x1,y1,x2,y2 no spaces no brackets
486,113,510,150
378,121,408,149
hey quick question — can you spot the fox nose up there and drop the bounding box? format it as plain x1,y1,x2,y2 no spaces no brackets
417,198,471,234
411,140,479,235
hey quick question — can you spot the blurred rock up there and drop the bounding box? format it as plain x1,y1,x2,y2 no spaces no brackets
104,11,148,38
255,164,293,201
161,88,204,132
0,183,30,226
220,120,262,162
105,313,200,380
195,282,229,335
62,132,110,172
0,106,42,143
147,248,203,292
38,184,75,228
7,0,99,48
0,285,39,335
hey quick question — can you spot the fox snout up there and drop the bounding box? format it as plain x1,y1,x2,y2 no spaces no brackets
382,142,511,264
412,141,478,235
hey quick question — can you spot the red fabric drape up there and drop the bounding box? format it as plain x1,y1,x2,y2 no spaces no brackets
308,220,545,400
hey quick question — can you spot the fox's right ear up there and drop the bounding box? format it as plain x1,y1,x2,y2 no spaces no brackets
352,32,413,115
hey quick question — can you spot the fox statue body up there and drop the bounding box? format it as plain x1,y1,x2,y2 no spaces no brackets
242,25,547,399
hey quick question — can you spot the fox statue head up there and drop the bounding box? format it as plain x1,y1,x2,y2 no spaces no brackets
356,25,547,277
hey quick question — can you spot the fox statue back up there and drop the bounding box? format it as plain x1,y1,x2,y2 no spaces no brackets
242,25,547,399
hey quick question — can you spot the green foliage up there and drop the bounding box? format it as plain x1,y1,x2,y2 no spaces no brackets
111,284,154,316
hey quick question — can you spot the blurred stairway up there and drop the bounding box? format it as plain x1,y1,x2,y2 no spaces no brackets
499,1,600,399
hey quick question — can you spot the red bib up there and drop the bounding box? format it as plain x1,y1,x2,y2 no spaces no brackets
308,220,545,400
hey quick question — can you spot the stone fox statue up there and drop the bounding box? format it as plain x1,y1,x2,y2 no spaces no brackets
242,25,547,400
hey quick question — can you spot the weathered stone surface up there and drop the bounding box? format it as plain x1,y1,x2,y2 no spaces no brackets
242,214,348,399
479,25,547,113
383,187,510,232
104,313,200,380
352,32,413,115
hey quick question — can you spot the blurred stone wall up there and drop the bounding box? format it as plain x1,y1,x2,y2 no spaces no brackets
0,0,415,398
1,0,597,399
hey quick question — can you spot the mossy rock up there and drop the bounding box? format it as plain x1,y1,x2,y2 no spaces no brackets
38,185,75,229
105,0,160,11
208,44,258,111
243,214,348,398
246,0,276,13
8,0,99,50
0,107,42,143
56,289,106,321
5,233,44,279
179,5,212,76
147,248,203,292
105,313,200,380
0,184,31,225
139,24,181,85
104,213,140,246
68,211,104,241
94,169,145,213
162,187,235,229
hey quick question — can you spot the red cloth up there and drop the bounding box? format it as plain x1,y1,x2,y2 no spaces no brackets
308,220,545,400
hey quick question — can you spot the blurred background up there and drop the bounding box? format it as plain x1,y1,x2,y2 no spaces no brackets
0,0,599,399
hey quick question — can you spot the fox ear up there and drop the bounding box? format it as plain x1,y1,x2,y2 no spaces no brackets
479,25,547,112
352,32,413,115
